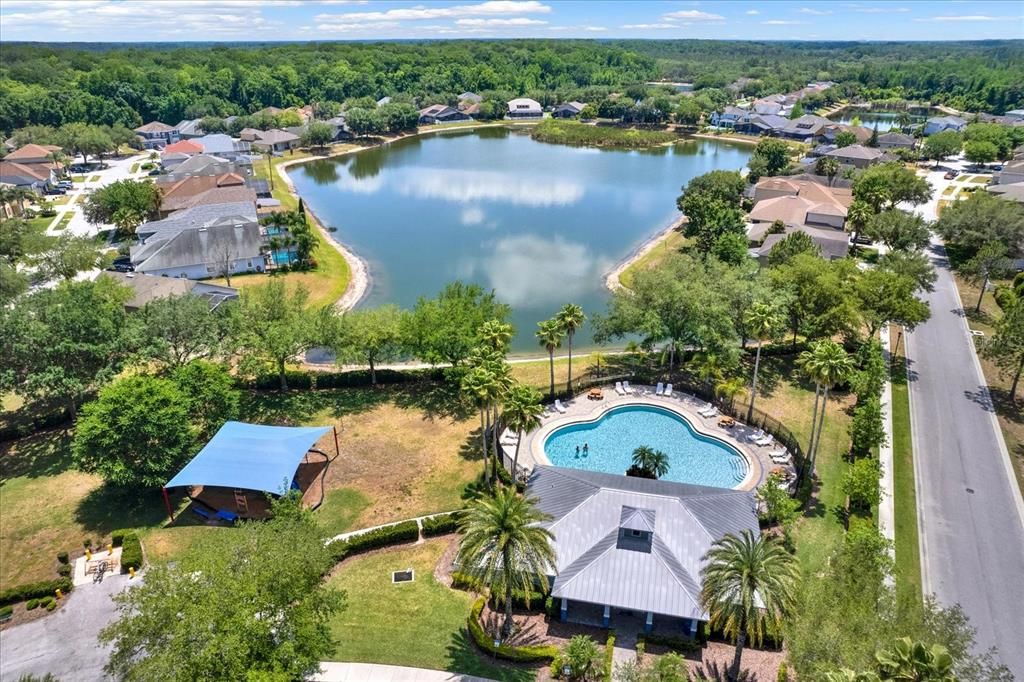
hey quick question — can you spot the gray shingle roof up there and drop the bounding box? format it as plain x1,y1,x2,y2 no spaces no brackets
527,466,758,620
132,223,262,273
137,201,257,240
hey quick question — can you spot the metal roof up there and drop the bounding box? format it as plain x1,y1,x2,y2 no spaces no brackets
527,466,758,620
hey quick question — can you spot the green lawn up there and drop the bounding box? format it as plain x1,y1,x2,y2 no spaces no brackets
890,347,921,601
129,163,140,173
88,175,101,182
52,213,73,231
618,229,690,290
326,539,535,681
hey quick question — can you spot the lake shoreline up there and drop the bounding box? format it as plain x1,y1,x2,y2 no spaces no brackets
604,214,685,292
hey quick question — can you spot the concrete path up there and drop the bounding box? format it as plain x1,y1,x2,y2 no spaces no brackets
904,239,1024,677
878,326,895,563
313,662,495,681
327,510,457,544
0,573,136,682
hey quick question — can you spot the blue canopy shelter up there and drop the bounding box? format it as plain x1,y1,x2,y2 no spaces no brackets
164,421,338,522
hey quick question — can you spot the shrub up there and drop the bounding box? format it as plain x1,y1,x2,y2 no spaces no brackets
45,599,57,612
326,520,419,562
83,538,92,549
56,551,69,564
254,370,312,390
111,529,126,547
637,631,702,655
26,599,39,610
545,595,559,618
118,530,143,571
57,564,72,577
140,162,155,170
603,631,616,681
421,512,459,537
467,597,559,663
777,662,789,682
0,605,12,620
0,578,73,607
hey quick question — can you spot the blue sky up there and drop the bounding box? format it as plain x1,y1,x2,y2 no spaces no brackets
1,1,1021,42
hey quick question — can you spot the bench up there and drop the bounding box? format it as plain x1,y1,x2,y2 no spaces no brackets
192,506,211,520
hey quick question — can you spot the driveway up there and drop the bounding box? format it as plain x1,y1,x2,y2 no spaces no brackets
0,573,136,681
904,240,1024,676
51,152,148,239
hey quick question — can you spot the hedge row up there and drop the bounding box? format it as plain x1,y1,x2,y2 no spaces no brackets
603,631,616,682
421,512,460,537
637,631,702,655
450,572,546,610
245,367,447,391
118,530,143,572
0,578,73,607
467,597,559,663
326,520,419,562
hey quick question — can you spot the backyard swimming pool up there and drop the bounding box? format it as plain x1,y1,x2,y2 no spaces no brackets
543,404,748,488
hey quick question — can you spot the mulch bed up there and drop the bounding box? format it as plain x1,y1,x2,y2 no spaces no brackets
0,598,66,631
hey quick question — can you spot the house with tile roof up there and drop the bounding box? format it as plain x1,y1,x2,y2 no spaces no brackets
526,466,758,633
102,271,238,311
748,177,852,261
0,143,64,189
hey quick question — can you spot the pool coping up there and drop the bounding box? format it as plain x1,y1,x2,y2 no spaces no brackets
506,385,776,492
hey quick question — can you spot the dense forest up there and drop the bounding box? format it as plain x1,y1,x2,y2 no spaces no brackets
1,39,1021,134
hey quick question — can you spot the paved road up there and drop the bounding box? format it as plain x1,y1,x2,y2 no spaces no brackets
0,573,135,681
905,241,1024,676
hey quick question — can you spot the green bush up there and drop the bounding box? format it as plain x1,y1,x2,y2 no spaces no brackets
57,564,72,577
467,597,559,663
0,605,12,619
421,512,459,537
56,551,69,564
25,599,39,610
451,572,546,610
637,631,702,655
254,371,312,390
0,578,73,607
45,599,57,612
140,162,155,170
118,530,143,571
777,662,789,682
111,529,126,547
603,631,616,681
545,595,559,618
83,538,92,549
326,520,419,562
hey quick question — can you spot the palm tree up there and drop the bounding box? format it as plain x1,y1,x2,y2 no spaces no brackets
800,340,854,471
846,199,873,248
630,445,670,479
815,155,840,186
556,304,585,393
700,530,799,682
715,376,747,412
744,302,780,422
895,111,912,131
462,365,499,486
457,488,556,639
501,383,544,480
536,319,565,401
478,319,513,353
694,352,725,397
875,638,955,681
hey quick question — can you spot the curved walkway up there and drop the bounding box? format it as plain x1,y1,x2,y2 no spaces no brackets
314,662,494,681
506,385,779,492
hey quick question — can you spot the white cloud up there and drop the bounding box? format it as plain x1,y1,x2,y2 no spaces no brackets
745,9,760,15
621,23,679,29
317,20,401,32
845,4,910,13
460,207,486,226
583,25,608,32
455,17,547,26
762,19,806,25
799,7,832,15
316,1,551,23
919,15,999,22
661,9,725,21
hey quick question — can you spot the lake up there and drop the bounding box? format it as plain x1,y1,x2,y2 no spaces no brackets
827,108,931,131
289,127,752,351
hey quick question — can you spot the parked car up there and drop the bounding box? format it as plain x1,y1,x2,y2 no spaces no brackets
993,165,1004,171
57,180,73,189
44,187,66,195
148,169,162,176
943,170,959,180
69,164,87,173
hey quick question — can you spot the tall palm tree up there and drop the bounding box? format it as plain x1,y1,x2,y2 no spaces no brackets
846,200,873,247
895,111,912,131
700,530,799,682
457,488,556,639
536,319,565,401
630,446,670,479
479,319,513,353
461,365,499,486
501,383,544,480
556,304,585,393
715,376,747,412
800,340,854,471
744,302,780,422
815,155,840,186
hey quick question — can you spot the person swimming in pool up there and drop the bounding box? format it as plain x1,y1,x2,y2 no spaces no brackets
583,443,589,456
575,445,580,458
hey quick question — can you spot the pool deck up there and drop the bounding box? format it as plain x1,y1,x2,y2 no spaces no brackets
504,385,793,492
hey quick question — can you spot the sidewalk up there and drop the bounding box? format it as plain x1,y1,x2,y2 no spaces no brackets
878,326,895,565
313,662,495,682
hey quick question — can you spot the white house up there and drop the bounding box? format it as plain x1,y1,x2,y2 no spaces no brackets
507,98,542,119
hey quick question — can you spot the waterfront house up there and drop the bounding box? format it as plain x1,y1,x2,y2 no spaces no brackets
824,144,885,169
821,124,872,146
780,115,831,142
193,134,252,160
877,132,916,150
755,227,851,262
250,129,301,153
417,104,470,125
733,114,789,136
507,98,543,119
923,116,967,136
552,102,586,119
709,106,746,128
527,466,758,634
458,92,482,104
135,121,180,149
102,271,238,311
131,222,264,280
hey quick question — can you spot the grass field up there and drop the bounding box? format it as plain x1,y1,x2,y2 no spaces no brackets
325,538,534,681
52,213,72,231
617,229,690,290
890,330,921,601
88,175,101,182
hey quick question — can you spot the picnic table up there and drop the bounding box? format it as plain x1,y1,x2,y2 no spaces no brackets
717,416,736,428
587,388,604,401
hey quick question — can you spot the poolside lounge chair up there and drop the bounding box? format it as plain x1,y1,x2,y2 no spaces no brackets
623,381,634,394
769,450,792,464
554,399,567,414
698,404,718,418
615,382,626,396
655,382,664,396
664,383,673,398
753,433,773,447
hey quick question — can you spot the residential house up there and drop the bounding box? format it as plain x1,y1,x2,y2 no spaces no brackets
923,116,967,136
507,98,542,119
996,160,1024,186
821,124,872,146
733,113,789,137
755,228,850,262
250,129,301,153
417,104,470,125
5,143,63,167
824,144,885,169
164,154,252,181
163,140,204,156
131,222,264,280
175,119,204,139
708,106,746,128
102,271,238,311
988,181,1024,204
877,132,916,150
0,143,64,189
157,173,257,215
238,128,264,143
458,92,482,104
527,466,758,633
748,178,852,261
192,134,252,160
136,200,258,241
552,102,586,119
751,174,853,202
780,115,831,142
459,103,481,117
751,95,786,116
135,121,180,149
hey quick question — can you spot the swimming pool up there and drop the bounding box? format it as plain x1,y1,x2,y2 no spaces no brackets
543,404,749,488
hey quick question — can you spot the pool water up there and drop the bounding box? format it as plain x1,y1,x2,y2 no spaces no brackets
543,404,748,488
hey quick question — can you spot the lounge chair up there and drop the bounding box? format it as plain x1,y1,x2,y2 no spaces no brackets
655,382,664,396
769,450,791,464
554,399,567,414
753,433,773,447
698,404,718,418
623,381,634,394
664,383,673,398
615,381,626,396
